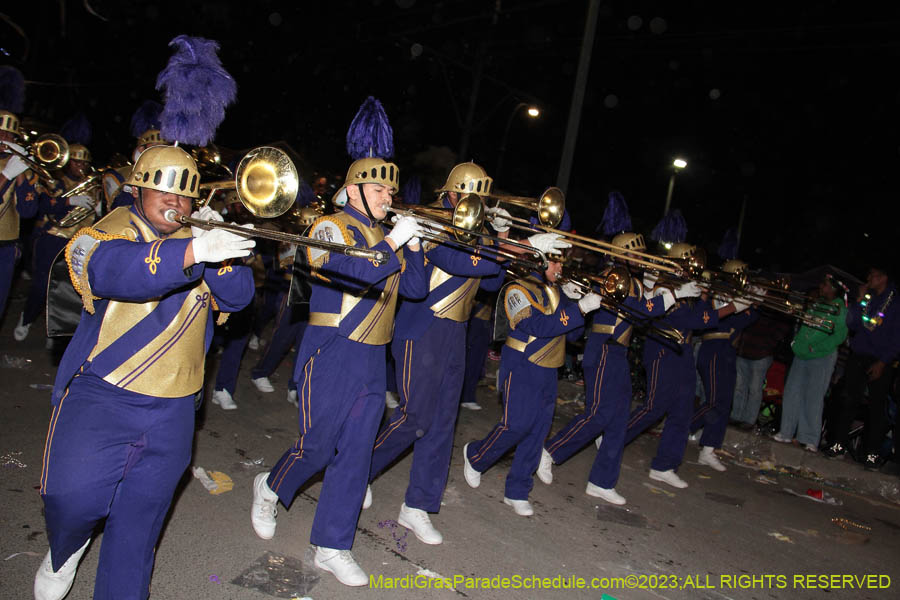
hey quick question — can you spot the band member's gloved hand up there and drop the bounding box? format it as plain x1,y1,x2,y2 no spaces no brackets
732,297,751,313
674,281,702,298
386,215,423,248
190,206,224,238
527,232,571,255
578,292,603,314
746,284,766,298
192,225,256,263
486,206,512,232
68,195,94,209
562,281,584,300
1,154,29,180
642,272,659,293
658,287,676,310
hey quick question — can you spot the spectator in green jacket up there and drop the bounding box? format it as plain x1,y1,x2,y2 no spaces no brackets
773,276,849,451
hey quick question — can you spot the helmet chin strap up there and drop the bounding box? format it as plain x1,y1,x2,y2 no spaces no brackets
357,183,380,223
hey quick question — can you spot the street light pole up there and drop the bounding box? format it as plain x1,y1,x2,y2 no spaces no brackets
496,102,539,181
663,158,687,216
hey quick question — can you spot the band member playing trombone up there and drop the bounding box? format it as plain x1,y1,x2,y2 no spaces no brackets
250,156,428,587
537,233,674,505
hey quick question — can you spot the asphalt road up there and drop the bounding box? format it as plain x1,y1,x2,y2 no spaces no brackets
2,300,899,600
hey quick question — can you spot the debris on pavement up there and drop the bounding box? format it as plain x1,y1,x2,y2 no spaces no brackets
378,519,409,553
1,451,26,468
191,467,234,495
767,532,794,544
232,551,319,598
1,354,32,369
783,487,842,506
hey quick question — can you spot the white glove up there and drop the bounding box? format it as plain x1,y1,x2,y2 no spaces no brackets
385,215,423,248
192,226,256,263
747,284,766,298
658,287,676,311
486,206,512,232
1,154,29,180
527,232,571,256
732,298,751,313
68,195,94,210
642,272,658,290
562,281,584,300
578,292,602,314
190,206,224,238
674,281,702,299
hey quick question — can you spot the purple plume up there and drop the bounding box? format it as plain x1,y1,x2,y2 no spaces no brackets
296,180,316,207
155,35,237,147
0,66,25,113
60,113,92,145
600,191,632,236
346,97,394,159
650,209,688,243
130,100,163,137
717,227,739,259
401,175,421,205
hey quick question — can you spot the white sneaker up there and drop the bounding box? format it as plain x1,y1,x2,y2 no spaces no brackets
536,448,553,485
649,468,688,489
251,472,278,539
252,377,275,393
362,485,372,510
314,546,368,587
462,443,480,488
34,538,90,600
460,401,482,411
772,432,791,443
503,497,534,516
397,503,443,545
13,313,30,342
211,389,238,410
287,389,298,408
248,334,260,351
385,391,399,409
688,430,702,442
698,446,726,472
585,482,626,505
594,434,604,449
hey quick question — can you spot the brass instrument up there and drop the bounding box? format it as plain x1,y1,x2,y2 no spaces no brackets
558,264,684,344
484,186,566,229
385,194,549,272
50,167,104,228
0,133,70,185
169,146,389,265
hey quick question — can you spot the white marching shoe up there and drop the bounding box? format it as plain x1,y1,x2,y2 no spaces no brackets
385,391,400,409
251,472,278,539
362,485,372,510
314,546,368,587
286,389,298,408
503,497,534,516
13,313,30,341
211,389,238,410
397,503,443,545
649,468,688,489
34,538,90,600
698,446,726,472
536,448,553,485
251,376,275,393
248,334,260,350
460,401,482,411
594,434,604,449
462,443,480,488
585,482,626,505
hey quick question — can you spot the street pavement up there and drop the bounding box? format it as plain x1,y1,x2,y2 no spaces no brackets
1,294,899,600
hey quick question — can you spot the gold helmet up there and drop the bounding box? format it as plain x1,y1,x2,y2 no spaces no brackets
137,129,164,147
68,144,92,163
722,259,749,274
0,111,19,136
611,232,646,251
436,162,493,195
332,157,399,207
666,242,696,261
129,145,200,199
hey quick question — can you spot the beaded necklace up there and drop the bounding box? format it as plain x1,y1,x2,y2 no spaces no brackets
861,289,893,331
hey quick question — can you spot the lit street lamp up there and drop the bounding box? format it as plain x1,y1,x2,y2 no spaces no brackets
663,157,687,216
496,102,540,181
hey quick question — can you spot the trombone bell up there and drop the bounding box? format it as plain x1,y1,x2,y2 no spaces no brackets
33,134,70,169
200,146,299,219
488,186,565,229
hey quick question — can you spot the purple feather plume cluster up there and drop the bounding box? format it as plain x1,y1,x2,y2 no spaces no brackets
130,100,163,137
0,66,25,113
346,97,394,159
600,191,632,236
650,209,688,243
60,113,92,145
717,227,739,259
296,180,317,207
401,175,421,205
155,35,237,147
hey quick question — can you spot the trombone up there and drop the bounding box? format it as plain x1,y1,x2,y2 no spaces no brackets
384,194,549,272
50,167,104,228
0,133,70,185
168,146,389,265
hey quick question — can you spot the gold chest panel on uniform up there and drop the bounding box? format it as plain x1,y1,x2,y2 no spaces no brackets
86,208,210,397
427,266,480,322
0,156,24,240
507,277,566,368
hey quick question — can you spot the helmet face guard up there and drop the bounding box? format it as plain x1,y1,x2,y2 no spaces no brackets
721,259,749,275
129,145,200,199
0,111,19,137
68,144,92,163
611,232,646,252
332,157,399,208
436,162,493,196
137,129,164,147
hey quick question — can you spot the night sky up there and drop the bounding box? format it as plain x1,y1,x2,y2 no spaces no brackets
3,1,898,278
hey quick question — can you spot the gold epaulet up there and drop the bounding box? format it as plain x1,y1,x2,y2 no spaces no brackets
65,224,130,314
92,206,141,240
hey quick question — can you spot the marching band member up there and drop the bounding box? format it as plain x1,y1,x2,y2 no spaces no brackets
463,259,600,516
537,233,672,505
0,104,38,320
249,154,428,586
689,259,759,472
